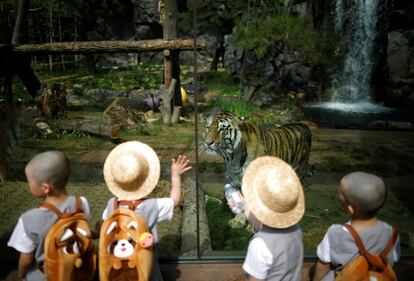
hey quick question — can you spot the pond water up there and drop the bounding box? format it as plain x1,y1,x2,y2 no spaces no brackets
303,102,414,129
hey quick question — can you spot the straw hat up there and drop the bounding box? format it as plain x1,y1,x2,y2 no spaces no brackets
242,156,305,228
104,141,160,200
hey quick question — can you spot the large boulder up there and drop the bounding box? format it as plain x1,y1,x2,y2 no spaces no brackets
223,34,244,78
388,31,410,80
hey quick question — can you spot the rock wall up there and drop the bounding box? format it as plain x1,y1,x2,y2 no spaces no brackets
224,36,313,107
386,1,414,107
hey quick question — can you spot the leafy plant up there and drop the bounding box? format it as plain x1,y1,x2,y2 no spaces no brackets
231,11,340,65
212,95,259,118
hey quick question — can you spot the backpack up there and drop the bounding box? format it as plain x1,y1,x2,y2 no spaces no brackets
99,199,154,281
335,224,398,281
41,196,96,281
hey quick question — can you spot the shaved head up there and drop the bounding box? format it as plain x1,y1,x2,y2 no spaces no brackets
340,172,386,217
26,151,71,190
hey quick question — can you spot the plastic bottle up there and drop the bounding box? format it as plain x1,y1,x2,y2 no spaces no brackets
224,183,244,214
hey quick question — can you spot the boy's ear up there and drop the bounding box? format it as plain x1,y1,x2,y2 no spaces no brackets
41,182,53,194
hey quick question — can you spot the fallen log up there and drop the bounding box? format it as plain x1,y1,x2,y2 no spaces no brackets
52,119,121,140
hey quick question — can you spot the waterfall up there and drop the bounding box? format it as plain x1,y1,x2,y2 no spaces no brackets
332,0,380,103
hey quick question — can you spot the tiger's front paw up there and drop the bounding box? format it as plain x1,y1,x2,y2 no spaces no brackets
228,213,247,229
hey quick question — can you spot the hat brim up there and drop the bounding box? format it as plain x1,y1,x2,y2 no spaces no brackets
104,141,160,200
242,156,305,229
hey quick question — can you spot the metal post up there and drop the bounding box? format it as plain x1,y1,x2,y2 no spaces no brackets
193,0,200,261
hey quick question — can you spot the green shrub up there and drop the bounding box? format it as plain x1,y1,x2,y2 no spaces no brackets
231,11,340,65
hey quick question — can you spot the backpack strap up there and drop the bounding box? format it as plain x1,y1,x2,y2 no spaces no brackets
114,198,145,211
75,196,83,213
343,224,368,256
343,224,398,264
39,196,83,219
380,226,398,259
40,202,64,219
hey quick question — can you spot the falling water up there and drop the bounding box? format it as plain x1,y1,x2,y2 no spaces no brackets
303,0,401,128
332,0,380,103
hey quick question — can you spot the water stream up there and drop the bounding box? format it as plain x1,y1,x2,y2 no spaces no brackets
332,0,381,104
303,0,406,127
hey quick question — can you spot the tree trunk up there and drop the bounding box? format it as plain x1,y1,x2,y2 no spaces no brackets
8,0,41,99
163,0,182,121
12,0,30,44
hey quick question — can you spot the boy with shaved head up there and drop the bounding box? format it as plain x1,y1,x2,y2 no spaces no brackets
312,172,401,281
8,151,91,281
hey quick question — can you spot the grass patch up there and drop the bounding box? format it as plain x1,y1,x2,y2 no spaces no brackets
13,63,192,102
211,95,259,117
205,192,252,250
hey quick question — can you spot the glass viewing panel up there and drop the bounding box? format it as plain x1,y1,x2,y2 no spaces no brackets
1,3,414,278
0,58,197,261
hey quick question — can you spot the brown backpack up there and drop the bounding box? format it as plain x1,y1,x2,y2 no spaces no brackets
41,196,96,281
99,199,154,281
335,224,398,281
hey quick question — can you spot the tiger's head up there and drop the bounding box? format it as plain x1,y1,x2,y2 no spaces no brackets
203,112,242,158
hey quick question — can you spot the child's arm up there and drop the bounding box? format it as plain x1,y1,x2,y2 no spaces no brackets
18,252,35,279
312,260,331,281
170,155,192,207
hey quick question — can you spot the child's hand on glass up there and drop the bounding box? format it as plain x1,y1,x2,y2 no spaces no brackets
171,155,192,177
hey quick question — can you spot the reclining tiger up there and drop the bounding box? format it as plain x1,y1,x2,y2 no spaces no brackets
202,111,312,189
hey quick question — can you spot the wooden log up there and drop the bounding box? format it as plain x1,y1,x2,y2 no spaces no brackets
171,106,182,124
54,119,121,140
161,78,176,124
0,39,205,55
164,49,173,88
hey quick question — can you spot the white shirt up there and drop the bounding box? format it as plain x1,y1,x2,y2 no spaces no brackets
317,225,401,263
8,196,91,254
243,237,274,279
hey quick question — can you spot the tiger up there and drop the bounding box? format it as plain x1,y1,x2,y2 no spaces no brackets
202,111,312,188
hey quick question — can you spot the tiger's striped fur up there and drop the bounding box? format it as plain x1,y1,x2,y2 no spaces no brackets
203,111,312,187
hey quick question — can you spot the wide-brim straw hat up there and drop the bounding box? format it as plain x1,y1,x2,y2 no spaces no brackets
104,141,160,200
242,156,305,228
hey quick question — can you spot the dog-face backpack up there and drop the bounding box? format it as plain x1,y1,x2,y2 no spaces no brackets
99,199,154,281
335,224,398,281
41,196,96,281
